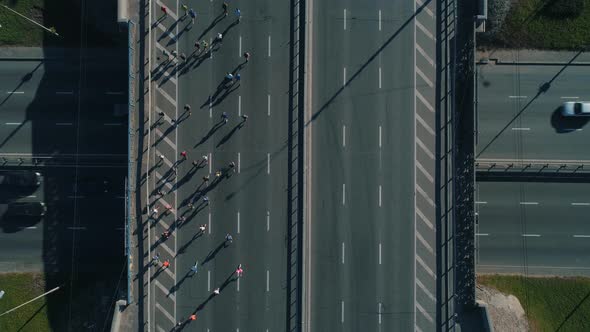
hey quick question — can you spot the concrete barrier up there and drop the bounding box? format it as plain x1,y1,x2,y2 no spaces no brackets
476,300,494,332
110,300,127,332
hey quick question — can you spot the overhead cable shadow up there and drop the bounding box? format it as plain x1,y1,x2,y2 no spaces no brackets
308,0,433,124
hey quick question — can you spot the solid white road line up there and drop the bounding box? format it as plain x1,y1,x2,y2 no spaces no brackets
341,301,345,323
343,9,347,30
378,10,382,31
476,233,489,236
239,36,242,57
267,211,270,231
571,202,590,206
511,127,530,131
342,183,346,205
5,122,22,125
343,67,347,86
561,96,579,99
209,153,212,174
573,235,590,238
7,91,24,94
209,100,213,118
520,202,539,205
266,270,270,292
508,95,528,99
379,243,382,265
237,278,240,292
522,234,541,237
267,153,270,174
268,35,271,57
475,201,487,204
238,152,241,173
238,95,242,116
379,67,382,89
379,125,382,148
210,37,213,59
341,242,345,264
267,94,271,116
208,270,211,291
208,212,212,234
379,185,382,207
237,211,240,233
342,125,346,147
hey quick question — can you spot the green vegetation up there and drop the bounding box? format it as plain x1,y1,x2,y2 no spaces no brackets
0,0,54,46
478,275,590,332
0,272,53,332
480,0,590,50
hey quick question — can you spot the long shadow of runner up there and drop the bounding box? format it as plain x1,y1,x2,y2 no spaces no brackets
198,13,227,40
201,241,229,265
152,123,177,146
194,271,237,312
194,120,225,148
216,123,243,148
158,17,181,42
211,84,240,107
176,232,203,257
168,269,194,295
150,266,167,281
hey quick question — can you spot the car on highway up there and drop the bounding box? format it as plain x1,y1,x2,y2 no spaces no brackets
4,202,47,217
0,201,47,218
0,171,41,187
562,101,590,117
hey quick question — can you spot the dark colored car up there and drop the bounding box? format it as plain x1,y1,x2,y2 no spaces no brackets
5,202,47,217
0,171,41,187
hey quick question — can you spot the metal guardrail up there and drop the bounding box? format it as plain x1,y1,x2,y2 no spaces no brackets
0,155,126,167
126,19,136,306
475,160,590,173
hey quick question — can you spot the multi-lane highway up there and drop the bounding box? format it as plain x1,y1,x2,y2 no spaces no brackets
0,59,128,155
305,0,438,330
142,0,443,330
477,63,590,160
145,0,291,330
476,182,590,276
476,60,590,277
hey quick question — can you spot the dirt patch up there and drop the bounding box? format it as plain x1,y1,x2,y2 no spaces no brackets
477,284,529,332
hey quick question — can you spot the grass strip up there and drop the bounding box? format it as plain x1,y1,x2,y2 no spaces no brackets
0,272,52,332
478,275,590,332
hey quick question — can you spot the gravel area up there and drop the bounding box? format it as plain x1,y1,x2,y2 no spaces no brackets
476,284,529,332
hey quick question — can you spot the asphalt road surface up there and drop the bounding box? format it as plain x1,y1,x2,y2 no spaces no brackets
147,0,290,330
307,0,419,330
0,59,128,156
476,182,590,276
477,63,590,161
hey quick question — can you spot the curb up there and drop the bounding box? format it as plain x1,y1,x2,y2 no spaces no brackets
477,58,590,66
110,300,127,332
476,300,494,332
